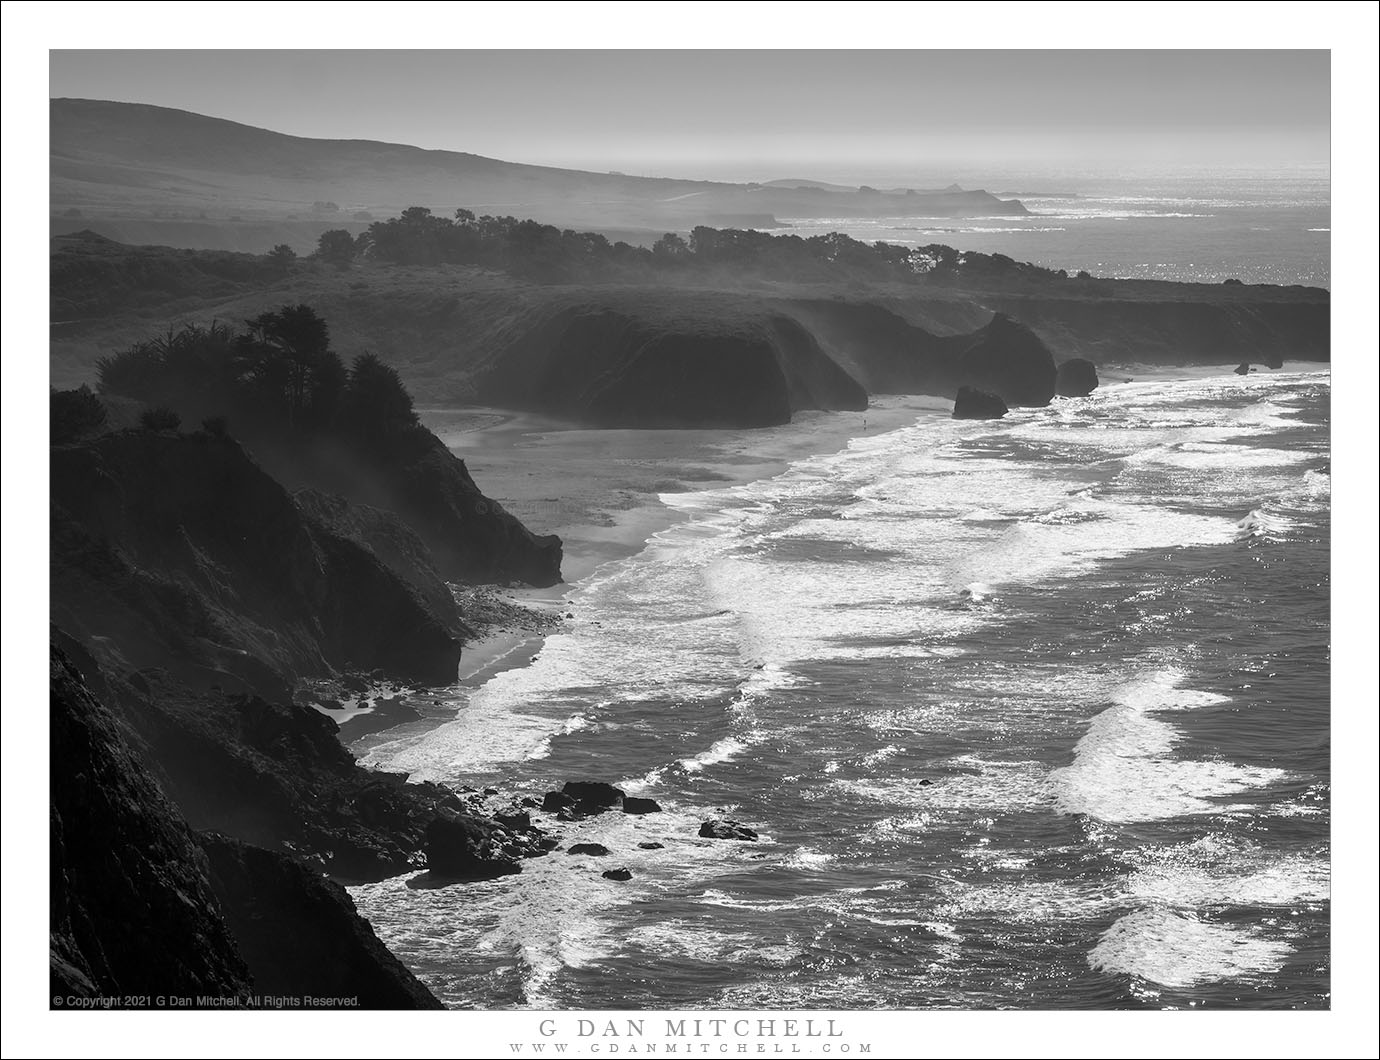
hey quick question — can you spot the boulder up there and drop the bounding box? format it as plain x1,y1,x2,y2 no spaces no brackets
1055,357,1099,397
1235,362,1251,375
424,813,521,879
622,796,662,815
602,868,633,881
698,818,759,842
952,386,1008,420
562,780,627,812
567,843,611,857
494,810,531,831
541,790,576,813
637,841,665,850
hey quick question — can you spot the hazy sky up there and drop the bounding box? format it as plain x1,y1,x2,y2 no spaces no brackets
50,50,1328,181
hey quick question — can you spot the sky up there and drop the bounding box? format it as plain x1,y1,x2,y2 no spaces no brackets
48,49,1329,181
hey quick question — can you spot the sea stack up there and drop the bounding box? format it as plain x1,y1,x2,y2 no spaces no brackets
1055,358,1100,397
952,386,1009,420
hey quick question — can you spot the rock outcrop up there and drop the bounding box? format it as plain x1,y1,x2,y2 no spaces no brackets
699,818,759,841
1055,357,1100,397
293,488,472,637
200,834,444,1009
952,387,1009,420
953,313,1057,406
49,644,253,1001
562,780,627,812
423,813,522,880
479,295,869,428
50,642,445,1009
50,429,464,699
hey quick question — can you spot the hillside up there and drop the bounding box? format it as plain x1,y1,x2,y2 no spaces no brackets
51,99,1028,253
50,232,1330,425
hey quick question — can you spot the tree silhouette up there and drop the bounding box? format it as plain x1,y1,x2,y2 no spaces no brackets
315,229,357,266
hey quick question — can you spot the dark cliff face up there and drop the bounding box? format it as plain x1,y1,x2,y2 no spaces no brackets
49,644,253,1000
980,295,1330,367
199,835,444,1009
380,429,564,586
293,487,472,636
50,429,464,697
478,298,868,428
952,313,1058,407
50,641,446,1009
779,301,1059,407
53,635,531,884
229,425,563,589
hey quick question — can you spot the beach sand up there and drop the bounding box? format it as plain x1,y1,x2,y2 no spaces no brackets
424,396,945,585
339,397,939,755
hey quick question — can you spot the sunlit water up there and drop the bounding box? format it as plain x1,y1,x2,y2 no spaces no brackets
770,173,1330,287
352,368,1330,1010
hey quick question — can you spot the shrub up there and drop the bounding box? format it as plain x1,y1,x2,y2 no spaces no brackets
50,386,107,444
140,406,182,431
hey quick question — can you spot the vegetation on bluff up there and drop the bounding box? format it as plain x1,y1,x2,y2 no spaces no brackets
95,305,417,445
85,305,564,587
315,206,1067,287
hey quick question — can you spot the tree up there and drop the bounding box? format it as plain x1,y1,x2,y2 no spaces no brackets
267,244,297,270
315,229,357,266
652,232,689,261
343,352,417,440
241,305,344,430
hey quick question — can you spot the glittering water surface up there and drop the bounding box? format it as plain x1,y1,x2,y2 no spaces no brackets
772,173,1330,287
352,368,1330,1010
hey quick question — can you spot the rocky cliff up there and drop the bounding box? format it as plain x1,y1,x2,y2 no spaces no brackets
49,641,447,1008
49,644,252,1001
477,294,870,427
50,428,465,699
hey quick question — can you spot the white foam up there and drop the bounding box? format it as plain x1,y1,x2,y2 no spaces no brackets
1053,671,1287,823
1089,909,1293,987
679,736,752,774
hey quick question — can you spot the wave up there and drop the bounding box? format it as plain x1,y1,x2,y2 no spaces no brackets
1052,670,1288,823
1089,909,1293,988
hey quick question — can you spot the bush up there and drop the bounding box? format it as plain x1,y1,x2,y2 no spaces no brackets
201,415,230,437
51,386,107,445
140,406,182,431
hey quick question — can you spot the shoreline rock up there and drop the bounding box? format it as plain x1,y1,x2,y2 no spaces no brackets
952,386,1009,420
1055,357,1100,397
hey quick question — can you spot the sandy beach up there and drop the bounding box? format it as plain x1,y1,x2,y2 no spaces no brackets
423,396,946,584
336,397,940,756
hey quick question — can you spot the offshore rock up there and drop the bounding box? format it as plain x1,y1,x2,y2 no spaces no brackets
952,386,1009,420
1055,357,1100,397
699,818,759,841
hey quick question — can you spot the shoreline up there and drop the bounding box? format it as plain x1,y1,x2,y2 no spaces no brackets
342,397,941,760
354,364,1330,759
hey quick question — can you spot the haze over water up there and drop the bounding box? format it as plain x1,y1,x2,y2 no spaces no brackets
769,170,1330,288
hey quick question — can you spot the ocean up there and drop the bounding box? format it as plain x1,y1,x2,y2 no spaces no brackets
350,365,1331,1010
767,171,1331,288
